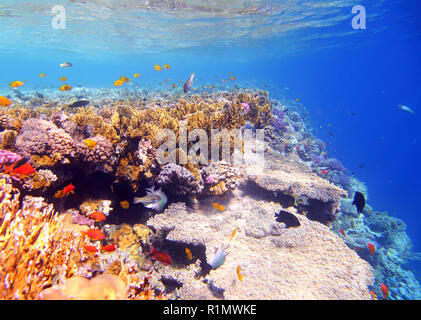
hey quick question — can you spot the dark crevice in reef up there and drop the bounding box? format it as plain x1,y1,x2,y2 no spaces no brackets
155,239,212,277
239,180,295,208
296,197,336,225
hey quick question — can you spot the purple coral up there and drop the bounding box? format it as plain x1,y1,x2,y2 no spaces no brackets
205,175,215,184
0,149,22,165
327,158,346,173
72,212,95,227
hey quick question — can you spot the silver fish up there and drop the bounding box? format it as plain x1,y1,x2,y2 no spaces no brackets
398,105,415,114
183,73,195,93
60,62,72,68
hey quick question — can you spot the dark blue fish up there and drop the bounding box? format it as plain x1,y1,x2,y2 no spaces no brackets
274,210,301,228
68,100,90,108
353,191,365,214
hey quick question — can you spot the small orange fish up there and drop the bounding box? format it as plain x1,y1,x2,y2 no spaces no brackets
9,81,24,88
113,79,124,87
229,76,237,80
88,211,106,222
380,283,388,299
163,64,171,69
154,65,162,71
59,76,68,81
237,265,243,281
369,290,377,300
120,200,130,209
100,244,116,252
83,229,105,241
339,229,346,237
59,84,72,91
54,183,75,198
295,98,300,102
230,229,237,241
212,203,225,211
133,73,140,78
185,248,193,260
0,96,12,107
83,245,98,253
368,243,375,255
39,73,47,78
119,76,130,82
3,162,36,178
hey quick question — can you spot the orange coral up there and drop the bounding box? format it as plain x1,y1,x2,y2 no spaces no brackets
0,179,94,299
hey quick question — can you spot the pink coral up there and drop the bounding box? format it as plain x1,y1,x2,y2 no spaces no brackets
0,149,22,165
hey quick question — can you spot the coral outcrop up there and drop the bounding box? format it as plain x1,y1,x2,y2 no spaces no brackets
147,191,374,300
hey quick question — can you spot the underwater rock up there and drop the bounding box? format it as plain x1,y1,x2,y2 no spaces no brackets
147,191,373,299
156,163,204,195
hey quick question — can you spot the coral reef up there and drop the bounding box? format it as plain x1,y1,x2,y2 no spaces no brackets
147,191,374,299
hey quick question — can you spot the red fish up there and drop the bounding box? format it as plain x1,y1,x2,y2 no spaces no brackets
83,245,98,253
88,211,106,222
54,183,75,198
3,162,35,178
368,243,375,255
381,283,388,299
339,229,346,237
147,246,172,265
320,169,329,175
83,229,105,241
369,290,377,300
100,244,116,252
356,247,361,252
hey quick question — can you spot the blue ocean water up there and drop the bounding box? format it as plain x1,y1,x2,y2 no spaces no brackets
1,0,421,298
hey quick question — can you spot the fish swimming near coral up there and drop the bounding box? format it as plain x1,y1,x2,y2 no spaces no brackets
380,283,389,299
212,202,225,211
88,211,106,222
9,80,24,88
83,245,98,253
339,229,346,237
0,96,12,107
100,244,116,252
210,244,229,270
367,243,375,255
83,229,105,241
398,104,415,114
120,200,130,209
54,183,75,198
147,246,172,265
352,191,366,214
68,100,90,108
2,160,35,178
60,62,72,68
133,186,167,211
274,210,301,228
185,248,193,260
133,73,140,78
237,265,243,281
59,84,72,91
183,73,195,93
230,229,237,242
154,64,162,71
114,79,124,87
59,76,68,81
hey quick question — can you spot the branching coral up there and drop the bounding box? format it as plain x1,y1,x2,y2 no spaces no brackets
0,179,94,299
